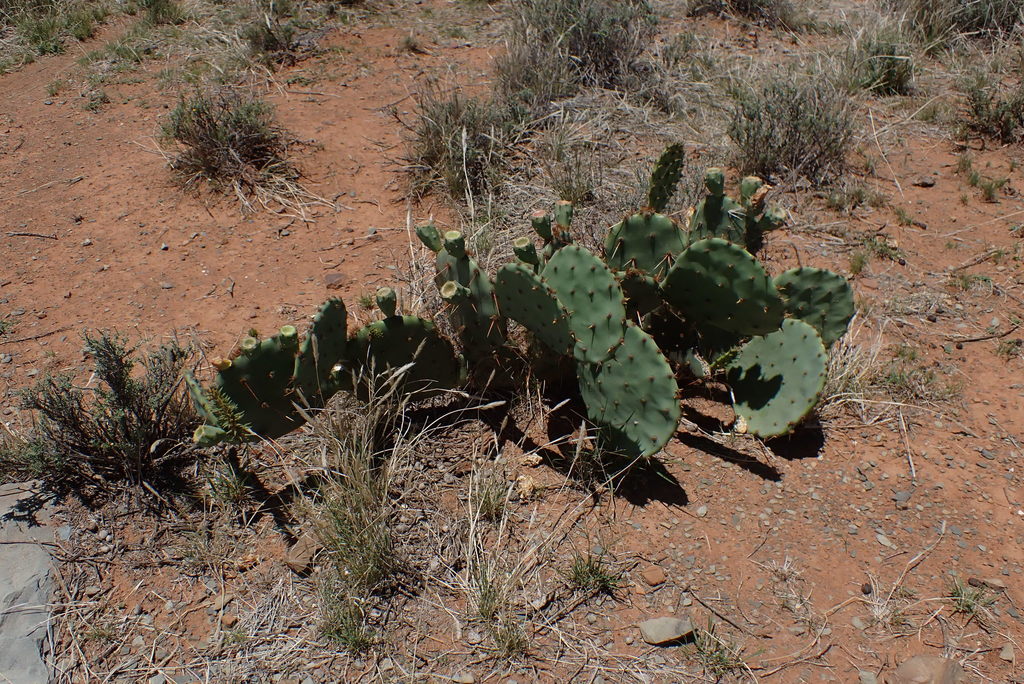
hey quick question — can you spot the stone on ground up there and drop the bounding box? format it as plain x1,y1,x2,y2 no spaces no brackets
637,615,694,645
889,655,965,684
0,481,55,684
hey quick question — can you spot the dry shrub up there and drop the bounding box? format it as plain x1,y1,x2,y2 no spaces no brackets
162,89,301,205
728,76,855,184
494,0,656,116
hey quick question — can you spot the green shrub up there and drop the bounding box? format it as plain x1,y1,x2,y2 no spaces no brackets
17,332,196,489
162,90,296,193
17,13,64,53
407,83,514,199
894,0,1023,44
688,0,797,27
139,0,184,25
963,75,1024,143
494,0,656,115
846,29,915,95
729,77,854,183
241,17,298,65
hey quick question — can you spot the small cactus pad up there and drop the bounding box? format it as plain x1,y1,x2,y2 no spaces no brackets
689,187,745,245
576,323,680,458
704,167,726,195
294,298,349,400
209,328,306,440
542,245,627,364
661,238,785,336
494,263,573,356
773,267,854,346
375,287,397,317
531,210,553,240
647,143,686,213
513,236,540,268
350,315,463,395
618,270,663,317
726,319,827,438
604,211,687,279
415,222,443,252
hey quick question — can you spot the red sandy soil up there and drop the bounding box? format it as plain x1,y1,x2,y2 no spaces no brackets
2,3,1024,683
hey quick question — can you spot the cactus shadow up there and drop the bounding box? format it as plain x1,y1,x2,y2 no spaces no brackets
537,399,690,507
763,421,827,461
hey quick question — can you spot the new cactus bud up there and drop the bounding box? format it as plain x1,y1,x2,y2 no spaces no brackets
375,287,397,317
513,236,539,267
415,222,443,252
531,210,552,241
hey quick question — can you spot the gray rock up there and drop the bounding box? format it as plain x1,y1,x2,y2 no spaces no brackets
858,671,878,684
452,674,475,684
638,616,694,645
999,643,1014,662
0,481,55,684
890,655,965,683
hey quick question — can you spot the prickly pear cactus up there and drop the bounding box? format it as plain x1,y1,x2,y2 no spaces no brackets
726,319,827,437
773,267,854,347
647,142,686,213
542,245,627,364
349,289,463,396
618,270,663,317
688,168,746,245
604,212,687,280
661,238,785,336
187,299,350,445
576,323,681,458
494,263,574,356
688,169,786,253
420,228,507,363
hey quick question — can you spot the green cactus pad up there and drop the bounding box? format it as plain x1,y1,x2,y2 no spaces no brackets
513,236,540,268
688,187,746,245
375,287,397,317
494,263,573,356
211,328,306,440
647,143,686,213
726,319,827,438
576,323,680,458
185,370,217,424
294,298,349,401
661,238,785,336
415,222,443,252
531,210,553,241
349,315,462,395
773,267,854,347
604,211,687,280
542,245,627,364
618,270,663,317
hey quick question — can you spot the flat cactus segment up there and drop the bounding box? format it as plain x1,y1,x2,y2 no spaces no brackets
212,329,306,440
688,186,746,245
647,143,686,213
184,370,216,424
576,323,680,458
661,238,785,336
726,319,827,438
350,315,463,395
513,236,540,268
415,222,443,252
494,263,573,356
688,168,785,252
295,298,349,399
773,267,854,347
618,270,662,317
542,245,626,364
604,211,687,279
375,287,397,317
